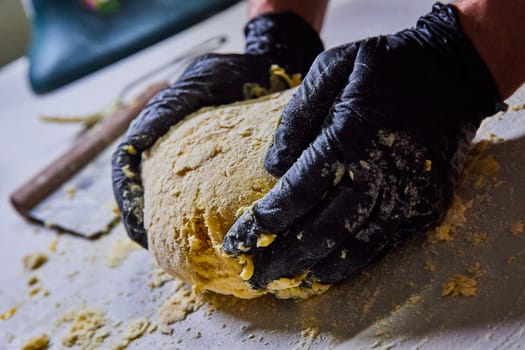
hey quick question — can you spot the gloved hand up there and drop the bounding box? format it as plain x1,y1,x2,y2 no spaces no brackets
112,12,324,248
222,3,507,289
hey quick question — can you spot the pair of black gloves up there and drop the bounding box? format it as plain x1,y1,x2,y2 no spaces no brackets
112,3,505,290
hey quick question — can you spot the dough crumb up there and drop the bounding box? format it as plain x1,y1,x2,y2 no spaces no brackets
442,261,486,298
123,144,137,155
256,233,277,248
113,319,150,350
23,253,48,270
431,225,452,242
510,220,523,236
159,325,173,335
28,286,41,297
297,327,320,349
0,307,17,320
121,164,135,179
64,185,76,199
424,258,437,272
408,294,423,305
511,103,525,111
59,308,109,349
488,133,505,142
463,147,500,189
148,267,174,289
301,327,320,338
243,64,301,99
239,255,255,280
111,204,120,216
21,333,49,350
27,276,39,286
428,196,472,243
441,274,477,297
468,262,487,279
465,232,488,246
49,238,59,253
148,324,158,333
159,280,203,329
424,159,432,172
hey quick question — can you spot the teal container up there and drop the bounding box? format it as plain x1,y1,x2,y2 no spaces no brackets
28,0,240,93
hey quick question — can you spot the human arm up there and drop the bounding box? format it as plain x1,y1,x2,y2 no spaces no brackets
455,0,525,99
248,0,328,32
223,1,524,289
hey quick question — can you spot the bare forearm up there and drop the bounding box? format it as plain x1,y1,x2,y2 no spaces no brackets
248,0,328,32
454,0,525,99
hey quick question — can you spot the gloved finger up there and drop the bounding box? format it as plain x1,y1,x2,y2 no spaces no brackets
111,81,196,249
306,151,435,286
264,44,359,176
309,221,394,285
112,79,200,249
223,131,345,257
112,147,148,248
247,176,380,289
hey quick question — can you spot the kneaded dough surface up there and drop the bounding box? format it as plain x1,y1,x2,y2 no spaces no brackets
142,89,297,299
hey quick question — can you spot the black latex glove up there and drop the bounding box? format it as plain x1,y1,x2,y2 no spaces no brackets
222,3,507,289
112,12,324,248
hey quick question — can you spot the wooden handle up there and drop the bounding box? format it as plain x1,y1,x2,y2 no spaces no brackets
10,82,169,217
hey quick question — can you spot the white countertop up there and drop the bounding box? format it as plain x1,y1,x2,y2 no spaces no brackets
2,1,525,349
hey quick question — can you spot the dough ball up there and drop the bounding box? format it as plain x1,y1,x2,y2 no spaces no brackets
142,89,286,298
142,88,329,299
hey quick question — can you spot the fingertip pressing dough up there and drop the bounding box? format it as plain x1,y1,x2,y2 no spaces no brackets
142,88,329,299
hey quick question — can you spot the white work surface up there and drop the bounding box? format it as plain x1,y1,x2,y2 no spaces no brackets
2,1,525,349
